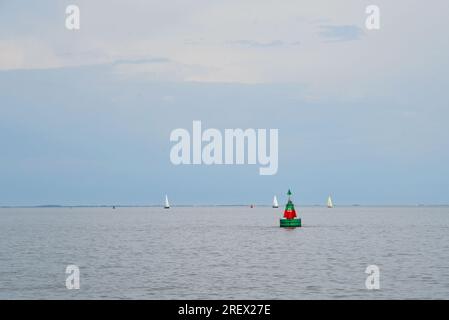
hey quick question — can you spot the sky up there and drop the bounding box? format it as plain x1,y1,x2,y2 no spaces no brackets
1,0,448,206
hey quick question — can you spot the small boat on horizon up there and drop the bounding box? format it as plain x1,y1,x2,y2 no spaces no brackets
164,195,170,209
272,195,279,208
327,195,333,208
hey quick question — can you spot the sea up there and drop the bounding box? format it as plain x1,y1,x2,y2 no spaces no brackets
1,206,448,299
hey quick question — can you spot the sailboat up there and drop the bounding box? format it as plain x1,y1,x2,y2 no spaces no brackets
272,196,279,208
327,195,333,208
164,195,170,209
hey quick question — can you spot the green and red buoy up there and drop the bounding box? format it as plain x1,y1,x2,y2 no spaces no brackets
280,189,302,227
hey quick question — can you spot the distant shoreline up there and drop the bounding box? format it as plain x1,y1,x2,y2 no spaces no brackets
1,204,448,208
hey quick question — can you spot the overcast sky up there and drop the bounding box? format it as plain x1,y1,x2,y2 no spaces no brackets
1,1,448,205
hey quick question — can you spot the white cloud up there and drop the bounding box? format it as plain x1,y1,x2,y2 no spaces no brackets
0,39,65,70
0,42,24,70
0,0,448,98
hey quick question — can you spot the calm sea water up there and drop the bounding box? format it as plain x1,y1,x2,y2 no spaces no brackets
1,206,449,299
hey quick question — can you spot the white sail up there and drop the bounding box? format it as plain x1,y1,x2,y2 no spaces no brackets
273,195,279,208
164,195,170,209
327,196,333,208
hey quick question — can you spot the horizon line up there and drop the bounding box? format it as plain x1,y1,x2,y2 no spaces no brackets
1,204,448,208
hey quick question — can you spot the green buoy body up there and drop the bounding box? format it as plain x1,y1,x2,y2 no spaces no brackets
280,218,301,227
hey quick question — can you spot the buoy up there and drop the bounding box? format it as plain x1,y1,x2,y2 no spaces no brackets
280,189,301,227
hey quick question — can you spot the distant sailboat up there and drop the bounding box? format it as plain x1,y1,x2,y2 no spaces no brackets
327,195,333,208
164,195,170,209
272,196,279,208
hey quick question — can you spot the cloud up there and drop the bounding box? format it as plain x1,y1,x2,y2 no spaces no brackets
318,25,364,42
0,0,448,99
0,39,63,70
0,42,24,70
111,58,213,82
227,40,285,48
112,57,171,65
